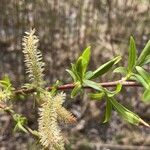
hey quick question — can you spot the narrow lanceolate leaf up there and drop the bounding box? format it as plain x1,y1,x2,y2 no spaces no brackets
71,63,80,81
71,82,82,98
85,71,94,79
89,92,105,101
143,55,150,65
128,36,137,72
113,67,128,76
89,56,121,79
106,84,122,97
142,89,150,103
137,40,150,66
83,80,102,91
136,66,150,85
66,69,76,81
76,57,83,79
81,46,91,74
133,74,149,89
110,97,149,127
75,46,91,79
0,75,11,88
103,98,112,123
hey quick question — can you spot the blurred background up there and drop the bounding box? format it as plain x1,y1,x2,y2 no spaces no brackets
0,0,150,149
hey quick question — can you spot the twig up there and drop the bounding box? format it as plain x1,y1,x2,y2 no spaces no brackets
0,103,38,138
14,80,141,95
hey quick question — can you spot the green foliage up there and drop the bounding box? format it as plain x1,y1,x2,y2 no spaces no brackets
0,75,14,102
135,66,150,84
113,66,128,76
137,40,150,66
0,30,150,150
89,92,105,101
103,97,112,123
127,36,137,73
66,36,150,126
71,82,82,98
67,47,121,97
109,97,149,126
135,66,150,102
13,114,28,133
89,56,121,79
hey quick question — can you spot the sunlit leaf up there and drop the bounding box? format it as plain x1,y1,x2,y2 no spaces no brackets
71,63,80,81
85,71,94,79
81,46,91,74
71,82,82,98
128,36,137,72
136,66,150,85
66,69,76,81
142,89,150,103
132,73,149,89
105,84,122,97
137,40,150,66
89,92,105,101
76,57,83,79
83,80,102,91
143,55,150,65
89,56,121,79
110,97,149,127
113,67,128,76
103,98,112,123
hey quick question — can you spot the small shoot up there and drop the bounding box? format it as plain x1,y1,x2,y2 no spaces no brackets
13,114,28,133
67,46,121,97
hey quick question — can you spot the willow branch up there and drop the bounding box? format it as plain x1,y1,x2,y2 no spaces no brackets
14,80,141,95
0,103,39,138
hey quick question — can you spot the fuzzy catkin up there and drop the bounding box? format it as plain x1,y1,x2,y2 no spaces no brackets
38,92,76,150
38,92,65,150
22,30,76,149
22,29,45,88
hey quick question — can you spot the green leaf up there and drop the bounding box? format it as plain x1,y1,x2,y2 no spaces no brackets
75,46,91,80
109,97,149,127
143,55,150,65
136,66,150,85
71,82,82,98
85,71,94,79
0,75,12,89
89,92,105,101
128,36,137,72
113,67,128,76
83,80,102,91
81,46,91,74
76,57,83,79
142,89,150,103
66,69,76,81
137,40,150,66
89,56,121,79
13,114,28,133
103,98,112,123
71,63,80,81
106,84,122,97
133,73,149,89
